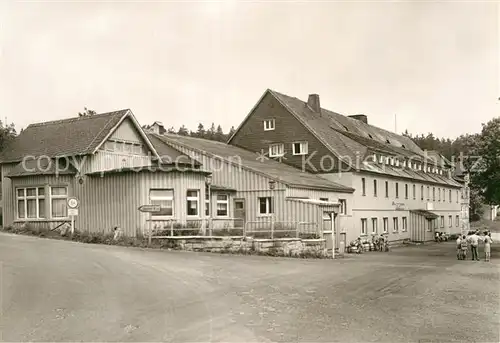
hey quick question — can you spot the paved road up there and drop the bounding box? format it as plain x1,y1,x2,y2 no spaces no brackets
0,233,499,342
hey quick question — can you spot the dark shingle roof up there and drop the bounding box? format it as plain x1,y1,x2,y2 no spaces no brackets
263,90,461,188
0,110,129,163
150,134,354,193
147,134,200,166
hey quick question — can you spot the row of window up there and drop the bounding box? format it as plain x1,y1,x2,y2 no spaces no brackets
16,186,68,219
361,178,460,203
372,154,446,176
101,139,145,155
361,217,407,235
269,142,308,157
150,189,277,218
361,215,460,235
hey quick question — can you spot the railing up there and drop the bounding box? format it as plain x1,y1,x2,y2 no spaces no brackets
244,220,320,239
147,218,245,240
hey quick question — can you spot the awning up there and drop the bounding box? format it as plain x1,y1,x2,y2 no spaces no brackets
209,185,237,193
6,158,77,178
410,209,439,219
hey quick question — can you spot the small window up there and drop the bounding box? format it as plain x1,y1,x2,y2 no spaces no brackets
402,217,407,232
395,183,399,198
432,187,435,201
449,190,452,202
17,187,46,219
373,180,377,197
383,217,389,233
361,178,366,196
258,197,273,215
51,186,68,218
449,215,452,228
456,190,459,203
402,144,406,149
385,181,389,198
393,217,399,232
319,197,328,202
405,184,408,199
438,187,441,202
371,218,377,234
421,185,424,200
361,218,367,235
150,189,174,217
427,186,430,200
339,199,347,215
292,141,308,155
456,215,459,227
269,143,284,157
412,184,416,199
440,216,444,228
263,119,275,131
216,194,229,217
186,190,200,216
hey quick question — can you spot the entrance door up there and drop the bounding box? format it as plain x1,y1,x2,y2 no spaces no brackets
233,199,245,228
322,212,336,258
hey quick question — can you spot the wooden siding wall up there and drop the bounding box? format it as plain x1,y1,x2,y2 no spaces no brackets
80,152,152,174
110,118,142,142
163,141,287,192
409,213,434,242
2,160,208,237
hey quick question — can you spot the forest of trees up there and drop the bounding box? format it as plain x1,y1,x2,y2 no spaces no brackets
163,123,236,143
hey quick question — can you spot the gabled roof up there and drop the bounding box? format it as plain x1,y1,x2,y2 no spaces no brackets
150,133,354,193
0,109,161,163
227,89,461,187
147,134,201,166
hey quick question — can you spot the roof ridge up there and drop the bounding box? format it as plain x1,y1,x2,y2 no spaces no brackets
27,109,130,128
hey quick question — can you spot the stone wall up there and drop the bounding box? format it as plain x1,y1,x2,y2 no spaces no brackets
158,236,329,258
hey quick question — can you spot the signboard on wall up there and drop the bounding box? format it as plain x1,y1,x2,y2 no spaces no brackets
68,208,79,216
392,201,406,211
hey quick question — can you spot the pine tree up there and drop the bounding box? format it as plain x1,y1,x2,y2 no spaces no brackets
177,125,189,136
196,123,206,139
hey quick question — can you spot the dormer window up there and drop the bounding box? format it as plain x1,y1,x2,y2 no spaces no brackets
402,160,407,168
390,158,394,166
386,139,391,144
264,119,275,131
402,144,406,149
385,157,390,165
395,159,400,167
368,134,373,139
379,155,384,164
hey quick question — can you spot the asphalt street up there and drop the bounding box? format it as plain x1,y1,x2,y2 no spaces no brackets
0,233,498,342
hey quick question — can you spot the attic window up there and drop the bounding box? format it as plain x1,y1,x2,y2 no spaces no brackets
379,155,384,164
368,134,373,139
402,144,406,149
386,139,391,144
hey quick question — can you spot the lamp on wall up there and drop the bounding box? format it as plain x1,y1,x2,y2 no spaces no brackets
268,180,276,190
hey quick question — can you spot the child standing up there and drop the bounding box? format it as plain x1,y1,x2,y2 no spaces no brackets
483,232,492,262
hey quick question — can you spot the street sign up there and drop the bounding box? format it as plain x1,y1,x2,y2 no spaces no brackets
68,208,79,216
67,197,79,209
138,204,161,213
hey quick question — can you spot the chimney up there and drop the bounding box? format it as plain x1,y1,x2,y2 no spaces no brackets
307,94,321,113
348,114,368,124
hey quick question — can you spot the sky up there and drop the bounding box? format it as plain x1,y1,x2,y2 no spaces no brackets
0,0,498,139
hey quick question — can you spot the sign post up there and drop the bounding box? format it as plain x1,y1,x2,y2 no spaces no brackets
138,205,161,246
67,197,79,236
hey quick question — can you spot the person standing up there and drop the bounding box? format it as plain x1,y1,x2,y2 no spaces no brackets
483,232,492,262
467,231,481,261
456,235,462,260
460,235,468,260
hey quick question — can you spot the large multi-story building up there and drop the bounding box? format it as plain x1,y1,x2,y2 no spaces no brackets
228,89,466,243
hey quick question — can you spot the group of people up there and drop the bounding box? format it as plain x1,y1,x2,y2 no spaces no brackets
456,230,493,262
352,234,389,254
